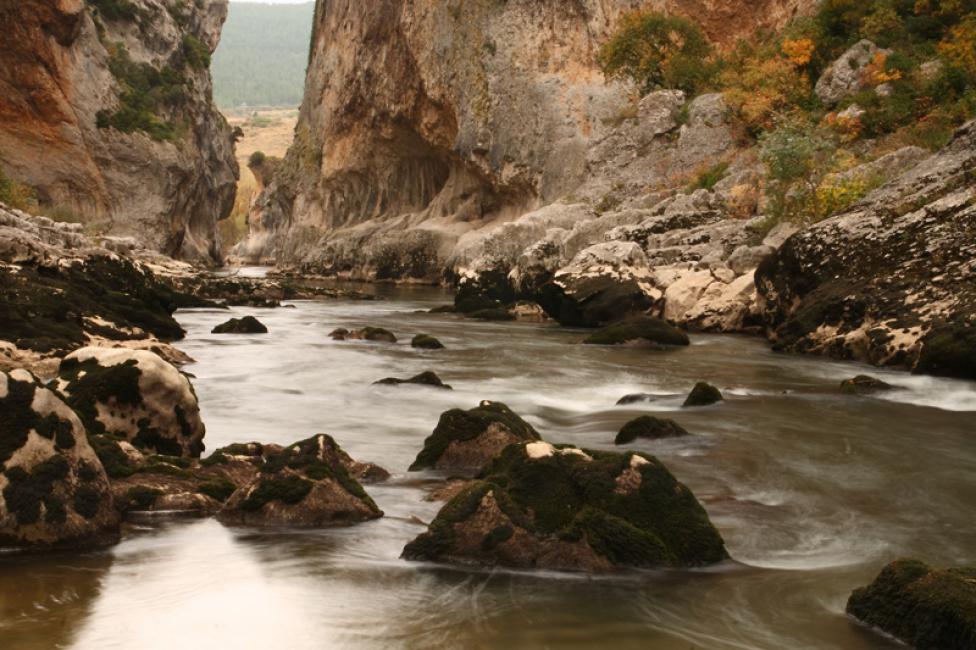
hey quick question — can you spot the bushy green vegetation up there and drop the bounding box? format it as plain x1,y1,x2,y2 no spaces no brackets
210,2,315,108
0,170,37,211
599,2,975,227
96,44,188,142
89,0,146,23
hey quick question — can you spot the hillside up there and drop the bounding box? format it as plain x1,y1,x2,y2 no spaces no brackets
211,1,315,108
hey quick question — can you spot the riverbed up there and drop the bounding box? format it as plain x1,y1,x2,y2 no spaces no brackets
2,283,974,649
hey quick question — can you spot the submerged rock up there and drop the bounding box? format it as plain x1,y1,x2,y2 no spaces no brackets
615,416,690,444
54,348,206,458
467,308,515,322
616,393,660,406
211,316,268,334
403,442,728,572
218,434,383,527
583,317,690,347
374,371,453,390
847,559,976,649
682,382,723,407
409,401,541,475
411,334,445,350
840,375,894,395
330,327,397,343
0,370,120,551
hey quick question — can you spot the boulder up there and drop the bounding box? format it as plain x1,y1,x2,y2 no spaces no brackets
330,327,397,343
847,559,976,650
402,442,728,572
840,375,894,395
615,416,690,444
0,370,120,551
374,371,453,390
409,401,541,475
815,40,886,106
467,308,515,322
756,121,976,379
218,434,383,527
54,348,206,458
616,393,661,406
211,316,268,334
683,382,723,407
538,242,658,327
583,317,690,347
411,334,444,350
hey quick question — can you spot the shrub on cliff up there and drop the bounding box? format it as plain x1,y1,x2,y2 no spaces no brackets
597,11,716,94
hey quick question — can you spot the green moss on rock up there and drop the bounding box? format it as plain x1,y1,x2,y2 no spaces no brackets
615,416,690,444
197,478,237,503
57,357,143,436
124,486,163,511
241,474,314,511
583,317,690,347
847,559,976,649
409,401,541,472
915,324,976,380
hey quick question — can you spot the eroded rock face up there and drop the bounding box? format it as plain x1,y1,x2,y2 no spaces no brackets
218,434,383,527
756,121,976,379
0,0,238,262
241,0,814,274
403,442,727,572
55,347,206,458
0,370,119,551
409,401,541,475
847,559,976,650
815,40,886,106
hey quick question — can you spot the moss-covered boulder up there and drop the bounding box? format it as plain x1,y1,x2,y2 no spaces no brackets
374,371,452,390
211,316,268,334
411,334,445,350
583,317,690,347
218,434,383,527
847,559,976,649
615,416,689,444
682,382,723,407
330,327,397,343
54,347,206,458
0,370,120,551
840,375,894,395
914,324,976,380
409,401,541,475
403,441,728,572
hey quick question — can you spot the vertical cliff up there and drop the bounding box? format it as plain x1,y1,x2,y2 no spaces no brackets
0,0,238,263
240,0,812,276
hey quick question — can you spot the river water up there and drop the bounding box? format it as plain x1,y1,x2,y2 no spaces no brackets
2,281,974,649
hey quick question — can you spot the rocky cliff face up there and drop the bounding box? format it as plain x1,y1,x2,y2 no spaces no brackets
0,0,238,263
756,120,976,380
240,0,813,275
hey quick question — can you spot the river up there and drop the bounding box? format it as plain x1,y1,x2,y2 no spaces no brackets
1,281,974,649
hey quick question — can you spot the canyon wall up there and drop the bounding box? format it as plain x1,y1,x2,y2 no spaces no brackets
0,0,238,263
238,0,813,275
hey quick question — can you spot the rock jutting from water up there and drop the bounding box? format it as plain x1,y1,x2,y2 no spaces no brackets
403,441,728,572
583,316,691,347
0,370,120,552
409,401,542,475
374,371,453,390
615,416,690,444
212,316,269,334
840,375,895,395
411,334,445,350
847,559,976,650
683,382,724,407
218,434,383,527
330,327,398,343
54,347,206,458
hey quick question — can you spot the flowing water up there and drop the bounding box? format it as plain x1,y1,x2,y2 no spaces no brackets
2,279,974,649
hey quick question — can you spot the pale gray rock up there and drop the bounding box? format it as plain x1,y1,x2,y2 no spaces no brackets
815,40,886,106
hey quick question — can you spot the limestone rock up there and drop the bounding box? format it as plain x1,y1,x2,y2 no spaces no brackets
218,434,383,527
402,442,728,572
409,401,541,475
55,347,205,458
0,370,119,551
815,40,886,106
